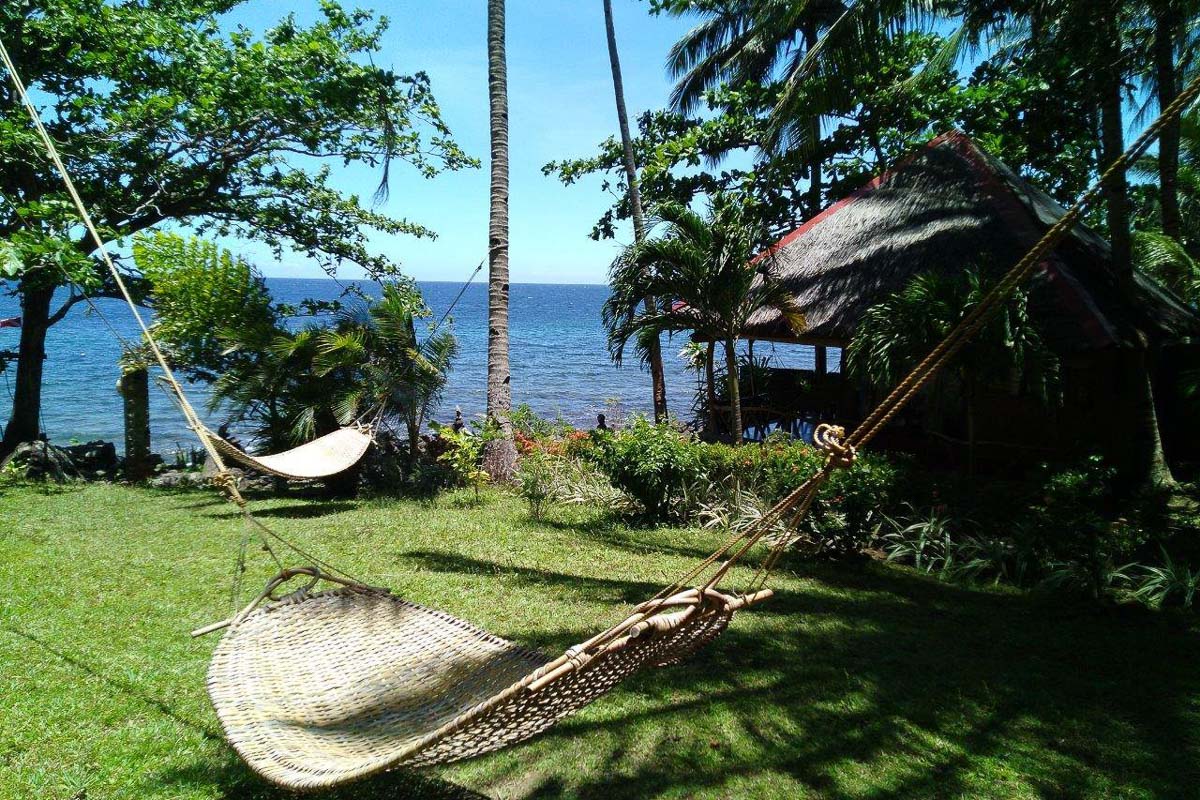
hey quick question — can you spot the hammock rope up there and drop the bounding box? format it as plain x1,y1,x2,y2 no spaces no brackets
5,27,1198,789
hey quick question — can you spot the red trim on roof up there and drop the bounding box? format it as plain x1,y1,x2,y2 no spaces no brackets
940,130,1115,349
756,128,1119,349
754,130,966,264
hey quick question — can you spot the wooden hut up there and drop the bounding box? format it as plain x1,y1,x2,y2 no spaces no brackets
743,130,1200,468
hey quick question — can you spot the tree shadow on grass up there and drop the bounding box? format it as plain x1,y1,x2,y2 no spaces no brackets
1,626,221,741
196,501,359,521
419,559,1200,799
153,757,487,800
396,550,663,604
539,513,720,563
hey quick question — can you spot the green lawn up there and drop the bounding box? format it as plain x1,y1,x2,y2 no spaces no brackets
2,482,1199,800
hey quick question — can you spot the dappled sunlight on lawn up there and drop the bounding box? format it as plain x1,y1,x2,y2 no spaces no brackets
2,484,1198,799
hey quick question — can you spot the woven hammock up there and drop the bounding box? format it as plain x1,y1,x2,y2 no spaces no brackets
203,570,770,790
204,426,373,480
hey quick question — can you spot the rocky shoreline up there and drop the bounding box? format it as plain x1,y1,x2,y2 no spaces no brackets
0,439,277,491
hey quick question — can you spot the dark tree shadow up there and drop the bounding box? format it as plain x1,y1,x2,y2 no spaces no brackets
152,758,488,800
201,501,359,520
384,552,1200,800
539,513,721,562
2,627,221,741
397,550,663,603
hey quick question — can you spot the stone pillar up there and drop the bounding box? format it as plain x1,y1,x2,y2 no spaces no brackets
118,366,152,481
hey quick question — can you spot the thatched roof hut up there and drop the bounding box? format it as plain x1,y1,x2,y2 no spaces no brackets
745,131,1200,353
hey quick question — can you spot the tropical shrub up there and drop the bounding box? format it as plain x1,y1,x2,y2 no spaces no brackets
436,427,489,503
1131,549,1200,609
696,436,906,553
586,418,704,518
209,280,456,482
583,421,904,553
135,233,278,382
516,450,555,520
880,507,956,577
511,404,574,440
1017,456,1151,599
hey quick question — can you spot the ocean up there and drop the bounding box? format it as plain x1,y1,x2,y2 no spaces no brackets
0,278,825,455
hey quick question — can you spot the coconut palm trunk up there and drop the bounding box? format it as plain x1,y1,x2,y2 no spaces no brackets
705,340,717,434
603,0,667,422
484,0,518,480
1099,41,1175,490
1154,2,1183,242
802,21,822,219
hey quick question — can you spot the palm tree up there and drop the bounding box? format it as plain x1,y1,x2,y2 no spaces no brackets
846,266,1059,474
603,200,804,444
1134,232,1200,304
603,0,668,422
485,0,518,480
1134,107,1200,292
210,324,342,457
660,0,847,216
1138,0,1200,242
315,283,458,467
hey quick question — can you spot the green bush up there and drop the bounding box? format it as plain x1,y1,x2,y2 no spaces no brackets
584,421,905,553
586,418,704,518
436,427,489,503
1018,456,1150,598
516,450,555,520
695,436,906,553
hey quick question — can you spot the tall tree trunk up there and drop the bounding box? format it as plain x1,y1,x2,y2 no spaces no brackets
1154,2,1183,242
483,0,518,481
1124,350,1174,492
1099,56,1176,490
802,22,822,218
724,337,742,447
603,0,668,422
1,281,53,459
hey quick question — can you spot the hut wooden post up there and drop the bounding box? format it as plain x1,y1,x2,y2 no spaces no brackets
815,346,828,376
118,365,152,481
705,342,718,436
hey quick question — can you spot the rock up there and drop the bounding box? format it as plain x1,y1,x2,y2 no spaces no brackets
358,427,405,492
149,469,208,490
1,441,80,482
62,440,120,480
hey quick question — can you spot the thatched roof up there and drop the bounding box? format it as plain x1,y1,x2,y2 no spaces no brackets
745,131,1200,352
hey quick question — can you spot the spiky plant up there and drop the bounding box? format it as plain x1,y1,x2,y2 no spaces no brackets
603,198,804,444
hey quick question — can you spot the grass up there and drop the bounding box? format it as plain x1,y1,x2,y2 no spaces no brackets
2,481,1200,800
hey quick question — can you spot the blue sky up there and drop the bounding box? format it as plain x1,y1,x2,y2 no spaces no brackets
224,1,695,285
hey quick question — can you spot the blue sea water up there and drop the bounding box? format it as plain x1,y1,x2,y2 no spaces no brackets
0,278,823,455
